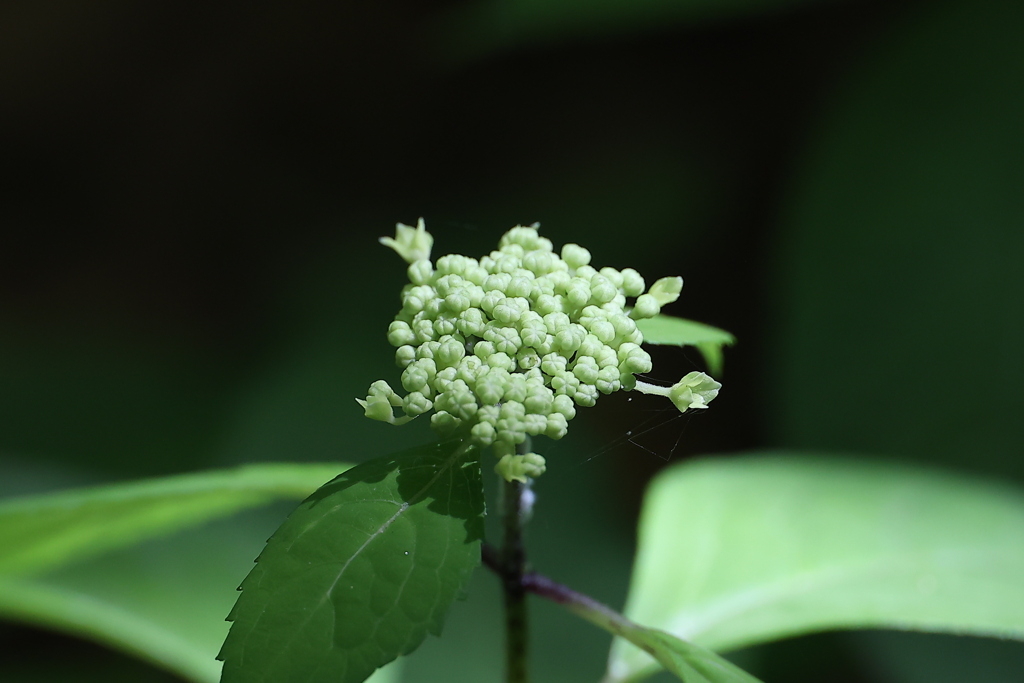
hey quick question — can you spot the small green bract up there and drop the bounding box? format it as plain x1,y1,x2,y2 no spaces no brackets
359,220,721,482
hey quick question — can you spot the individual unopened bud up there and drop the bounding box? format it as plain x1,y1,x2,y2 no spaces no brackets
357,394,397,423
589,277,617,305
380,218,433,264
620,268,645,297
523,413,548,436
648,276,683,306
402,391,433,416
430,410,462,435
507,275,534,298
436,337,466,368
395,344,417,368
634,372,721,412
496,452,547,483
545,413,569,440
630,293,660,319
401,358,436,394
367,379,401,404
552,393,576,420
561,243,591,269
574,383,599,407
595,365,621,394
572,356,600,384
540,353,568,376
387,321,416,347
565,279,591,309
457,307,486,337
407,259,434,285
668,371,721,411
471,420,496,446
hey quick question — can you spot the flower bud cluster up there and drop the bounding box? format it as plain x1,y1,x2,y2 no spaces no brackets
359,220,709,482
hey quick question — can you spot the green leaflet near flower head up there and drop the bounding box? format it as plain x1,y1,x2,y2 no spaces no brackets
360,220,721,482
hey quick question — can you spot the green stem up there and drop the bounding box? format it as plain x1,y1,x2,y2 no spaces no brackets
499,436,533,683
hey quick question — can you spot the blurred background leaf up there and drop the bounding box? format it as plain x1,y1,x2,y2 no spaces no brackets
609,453,1024,682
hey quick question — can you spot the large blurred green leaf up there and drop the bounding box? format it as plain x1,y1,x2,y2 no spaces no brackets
606,453,1024,682
0,464,386,683
220,440,485,683
441,0,840,58
770,0,1024,477
636,315,735,375
616,628,764,683
0,463,349,576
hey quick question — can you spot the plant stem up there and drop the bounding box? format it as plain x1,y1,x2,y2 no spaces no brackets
497,436,533,683
520,571,638,641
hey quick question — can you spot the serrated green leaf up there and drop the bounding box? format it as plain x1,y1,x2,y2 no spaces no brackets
0,463,349,576
219,440,485,683
606,453,1024,682
636,315,735,375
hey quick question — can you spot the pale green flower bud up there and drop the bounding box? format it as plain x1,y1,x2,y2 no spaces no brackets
407,259,434,285
443,292,472,314
575,265,597,280
590,320,616,343
543,312,571,335
502,375,528,403
540,353,568,377
517,348,542,371
565,279,591,308
589,276,617,305
574,383,599,407
572,356,600,384
561,243,591,269
476,374,505,405
455,355,483,384
534,294,563,315
631,293,660,319
483,272,512,293
492,297,526,324
598,267,623,288
413,319,436,343
595,365,621,394
473,341,497,360
380,218,433,264
523,413,548,435
411,342,435,362
403,391,433,416
551,370,579,397
395,344,416,368
387,321,416,347
553,324,586,355
545,413,568,440
495,452,547,483
457,307,486,337
578,333,605,359
486,351,515,372
523,388,554,415
552,393,576,420
357,394,398,423
432,368,455,395
471,420,496,446
430,410,462,436
433,316,457,337
620,268,645,297
401,358,436,394
523,251,557,275
668,371,721,410
436,337,466,368
507,275,534,298
634,372,721,412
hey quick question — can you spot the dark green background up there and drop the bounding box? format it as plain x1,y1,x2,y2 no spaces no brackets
1,0,1022,680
